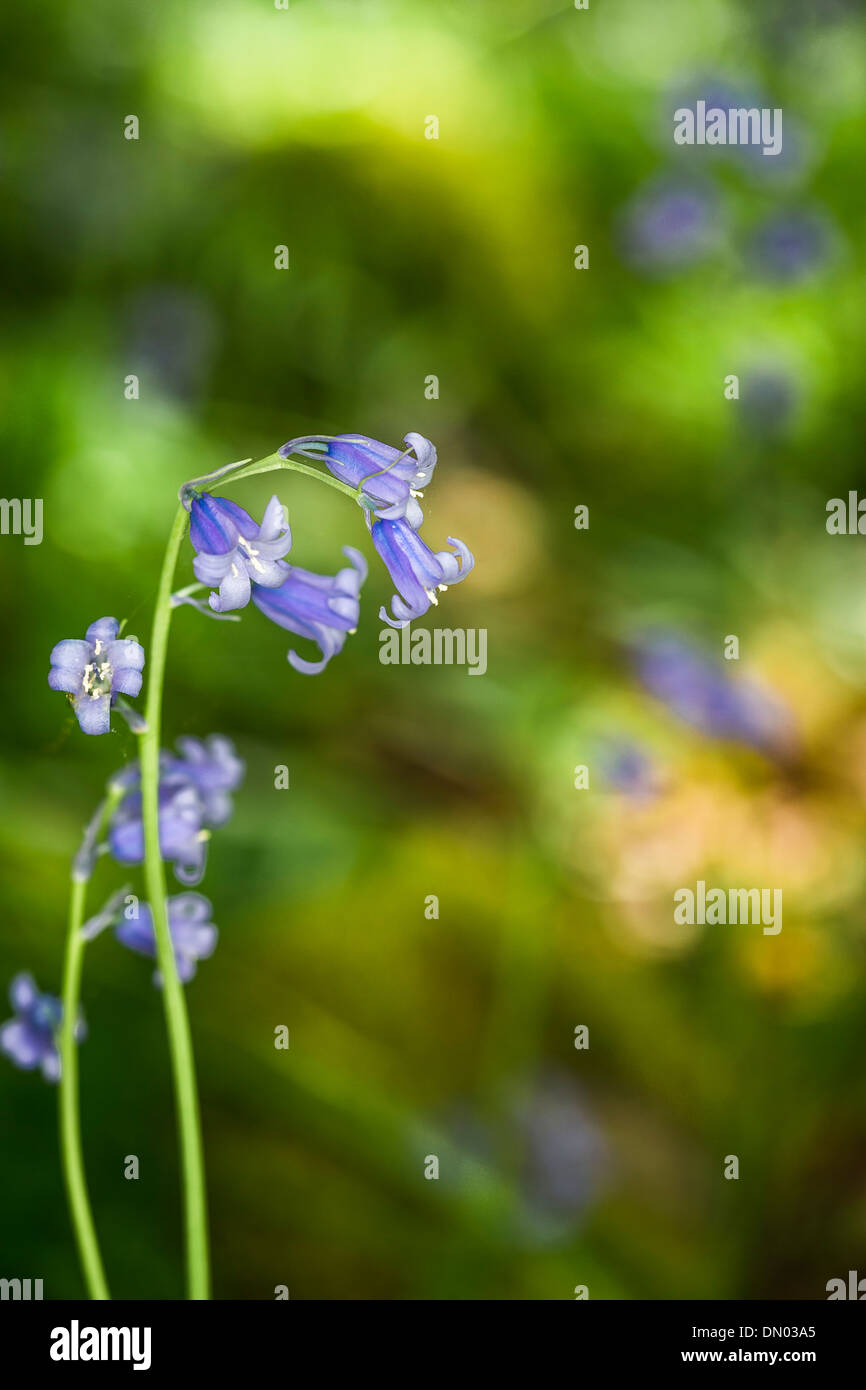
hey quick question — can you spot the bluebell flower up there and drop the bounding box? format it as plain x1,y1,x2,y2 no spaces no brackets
116,893,218,985
371,517,473,628
289,433,436,528
48,617,145,736
163,735,245,826
748,209,833,283
634,632,794,756
597,738,660,801
107,736,245,885
449,1071,606,1242
188,492,292,613
665,72,808,183
0,973,84,1082
252,548,367,675
513,1073,607,1230
665,73,763,160
109,769,209,885
619,177,721,274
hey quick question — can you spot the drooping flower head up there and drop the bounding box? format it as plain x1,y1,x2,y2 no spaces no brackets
48,618,145,736
116,893,218,985
252,548,367,674
188,493,292,613
291,432,436,529
107,736,245,885
371,517,474,628
0,973,84,1082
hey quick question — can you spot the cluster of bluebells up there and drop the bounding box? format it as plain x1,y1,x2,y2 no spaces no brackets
312,432,474,629
184,430,474,663
619,72,836,293
24,430,474,1081
2,737,238,1077
108,735,245,887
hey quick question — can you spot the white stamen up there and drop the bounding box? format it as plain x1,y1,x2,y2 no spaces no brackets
238,537,268,574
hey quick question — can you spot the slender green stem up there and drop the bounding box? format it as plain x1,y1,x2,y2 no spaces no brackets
140,450,358,1300
139,502,212,1299
200,450,363,503
59,876,111,1300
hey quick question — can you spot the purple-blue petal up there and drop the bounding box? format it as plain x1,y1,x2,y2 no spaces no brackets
107,638,145,671
189,493,256,555
49,639,91,672
85,617,119,646
112,667,143,698
1,1019,45,1069
9,972,38,1013
75,693,112,736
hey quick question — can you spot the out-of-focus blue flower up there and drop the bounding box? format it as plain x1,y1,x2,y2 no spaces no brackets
109,769,208,885
740,367,797,436
116,893,217,985
619,177,722,274
163,735,245,826
597,738,661,801
449,1071,607,1243
371,517,474,628
513,1073,607,1231
666,72,811,184
107,736,245,885
748,209,834,283
291,432,436,529
252,548,367,675
48,617,145,736
634,631,794,756
665,73,763,160
0,973,84,1082
188,493,292,613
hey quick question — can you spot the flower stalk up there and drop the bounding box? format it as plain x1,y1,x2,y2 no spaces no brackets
59,784,125,1301
138,502,211,1300
139,449,358,1300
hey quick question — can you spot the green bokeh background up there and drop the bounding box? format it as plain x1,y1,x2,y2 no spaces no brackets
3,0,866,1299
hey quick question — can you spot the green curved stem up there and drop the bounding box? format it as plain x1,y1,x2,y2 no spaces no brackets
59,784,125,1299
140,449,359,1300
139,502,211,1299
195,449,364,504
59,876,111,1300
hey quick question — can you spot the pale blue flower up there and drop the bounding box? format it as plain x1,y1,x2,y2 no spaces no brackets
48,618,145,736
116,893,218,985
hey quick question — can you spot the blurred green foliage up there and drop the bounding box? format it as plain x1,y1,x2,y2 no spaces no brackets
3,0,866,1299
